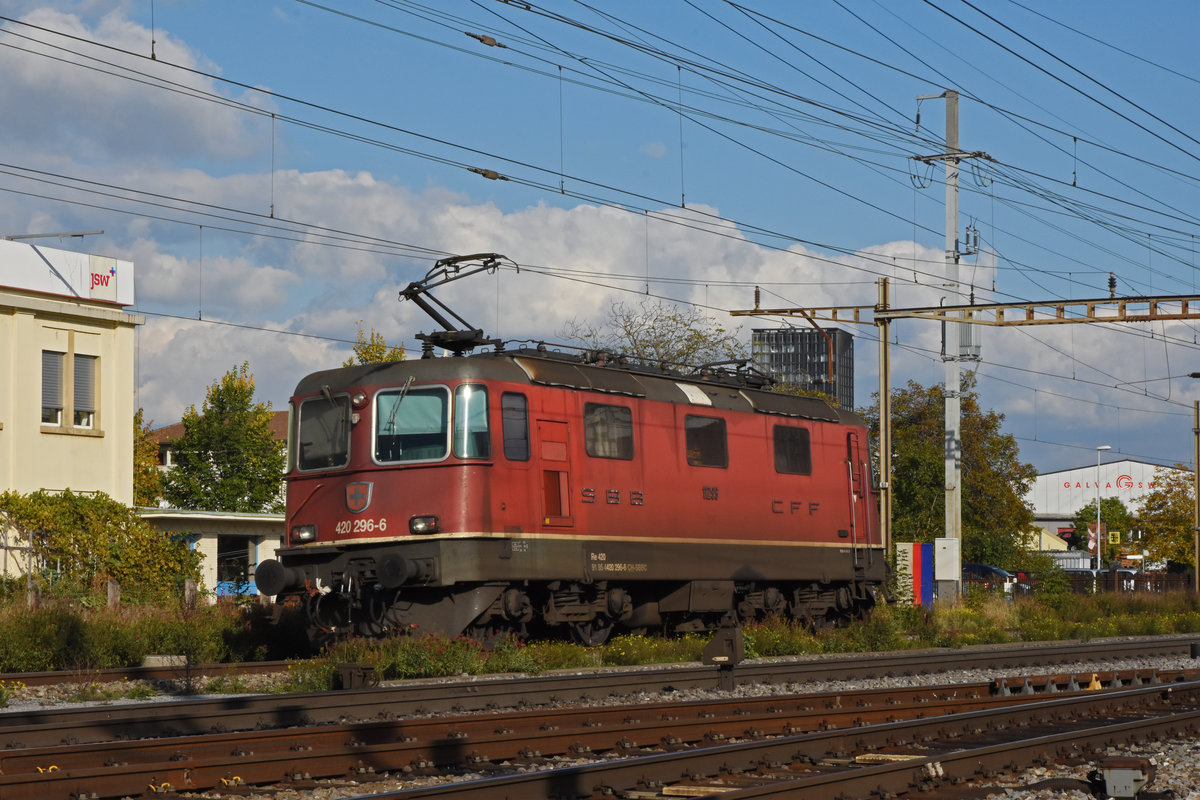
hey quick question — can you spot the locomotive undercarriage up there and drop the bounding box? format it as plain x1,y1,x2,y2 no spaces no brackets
285,573,878,648
261,537,884,648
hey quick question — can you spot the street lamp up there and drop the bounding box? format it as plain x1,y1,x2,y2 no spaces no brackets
1096,445,1111,572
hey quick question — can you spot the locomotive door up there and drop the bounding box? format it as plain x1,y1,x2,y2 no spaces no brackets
536,419,573,527
846,431,874,545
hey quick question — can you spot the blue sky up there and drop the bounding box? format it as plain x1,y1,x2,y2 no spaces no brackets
3,1,1200,476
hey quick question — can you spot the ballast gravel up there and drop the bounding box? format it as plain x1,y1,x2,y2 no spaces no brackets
6,652,1200,798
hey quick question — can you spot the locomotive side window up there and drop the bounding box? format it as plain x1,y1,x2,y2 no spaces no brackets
685,415,728,468
375,386,449,463
584,403,634,460
453,384,491,458
773,425,812,475
296,394,351,471
501,392,530,461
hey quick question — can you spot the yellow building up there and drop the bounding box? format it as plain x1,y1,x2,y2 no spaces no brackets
0,238,143,503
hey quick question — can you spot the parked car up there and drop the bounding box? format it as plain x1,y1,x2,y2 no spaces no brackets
961,563,1016,594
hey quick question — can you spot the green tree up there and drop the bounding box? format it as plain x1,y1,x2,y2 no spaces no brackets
561,299,747,367
163,363,285,513
133,408,163,507
1135,465,1195,568
1069,496,1134,564
772,381,840,408
0,489,202,601
343,323,405,366
862,377,1038,567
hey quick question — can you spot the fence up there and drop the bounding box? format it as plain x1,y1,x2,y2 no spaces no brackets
1062,571,1191,595
961,571,1193,598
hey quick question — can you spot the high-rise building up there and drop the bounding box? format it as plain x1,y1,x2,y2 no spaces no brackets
751,327,855,409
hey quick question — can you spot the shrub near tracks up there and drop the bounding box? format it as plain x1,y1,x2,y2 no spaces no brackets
4,593,1200,687
0,601,292,673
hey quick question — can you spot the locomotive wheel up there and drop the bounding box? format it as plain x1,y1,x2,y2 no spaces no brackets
570,618,614,647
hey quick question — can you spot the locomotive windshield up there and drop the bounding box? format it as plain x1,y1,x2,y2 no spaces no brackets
376,386,450,462
296,394,351,471
453,384,490,458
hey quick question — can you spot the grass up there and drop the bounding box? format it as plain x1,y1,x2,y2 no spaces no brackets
4,588,1200,695
272,590,1200,692
64,679,159,703
0,679,25,707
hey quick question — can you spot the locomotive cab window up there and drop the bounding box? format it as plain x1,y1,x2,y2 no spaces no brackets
296,394,351,471
773,425,812,475
501,392,529,461
584,403,634,460
685,415,728,468
453,384,490,458
376,386,449,463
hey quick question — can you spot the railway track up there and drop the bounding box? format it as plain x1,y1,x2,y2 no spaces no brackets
1,636,1199,799
3,634,1196,750
373,681,1200,800
6,633,1194,691
3,667,1198,799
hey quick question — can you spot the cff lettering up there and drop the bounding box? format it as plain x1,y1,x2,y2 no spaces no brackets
771,500,820,515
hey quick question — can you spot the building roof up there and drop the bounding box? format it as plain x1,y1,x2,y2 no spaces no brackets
150,410,289,446
1024,458,1182,518
0,238,135,306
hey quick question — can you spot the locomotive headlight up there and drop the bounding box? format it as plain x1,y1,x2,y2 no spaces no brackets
351,392,368,408
290,525,317,544
409,515,439,535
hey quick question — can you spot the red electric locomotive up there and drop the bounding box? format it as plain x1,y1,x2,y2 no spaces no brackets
255,255,887,644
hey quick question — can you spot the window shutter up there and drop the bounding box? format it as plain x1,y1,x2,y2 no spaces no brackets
74,355,97,413
42,351,63,408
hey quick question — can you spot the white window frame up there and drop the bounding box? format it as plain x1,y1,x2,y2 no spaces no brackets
42,350,64,426
73,354,97,429
41,333,101,435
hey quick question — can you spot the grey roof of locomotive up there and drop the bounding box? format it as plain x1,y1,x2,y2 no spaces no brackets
293,347,865,427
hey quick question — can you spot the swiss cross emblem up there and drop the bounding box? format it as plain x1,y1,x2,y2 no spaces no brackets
346,482,373,513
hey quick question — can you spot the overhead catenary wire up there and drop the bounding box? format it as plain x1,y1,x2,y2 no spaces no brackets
2,3,1200,465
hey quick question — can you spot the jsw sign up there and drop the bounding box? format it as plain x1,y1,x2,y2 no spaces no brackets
89,265,118,301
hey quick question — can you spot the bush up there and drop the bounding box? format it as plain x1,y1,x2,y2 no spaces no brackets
0,490,202,603
0,604,88,671
743,616,823,658
6,589,1200,689
0,597,308,672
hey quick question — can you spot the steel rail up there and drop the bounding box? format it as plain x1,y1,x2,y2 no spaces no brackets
0,635,1196,751
356,680,1200,799
2,670,1193,800
0,660,291,687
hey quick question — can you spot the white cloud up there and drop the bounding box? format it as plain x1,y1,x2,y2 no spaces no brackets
8,4,1200,474
641,142,667,159
1,8,266,166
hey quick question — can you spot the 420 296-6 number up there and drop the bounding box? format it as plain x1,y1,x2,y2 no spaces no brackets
334,517,388,535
